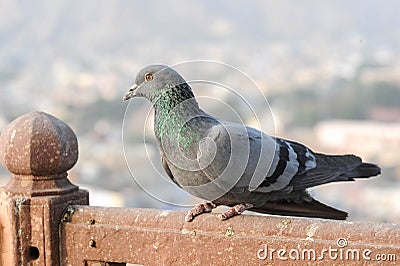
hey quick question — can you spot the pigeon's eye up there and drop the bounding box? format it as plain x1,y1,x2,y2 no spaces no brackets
144,73,153,82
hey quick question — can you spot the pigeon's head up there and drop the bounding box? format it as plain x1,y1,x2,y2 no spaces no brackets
123,65,188,102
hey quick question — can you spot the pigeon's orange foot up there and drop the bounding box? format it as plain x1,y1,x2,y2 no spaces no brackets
218,203,254,220
185,202,217,222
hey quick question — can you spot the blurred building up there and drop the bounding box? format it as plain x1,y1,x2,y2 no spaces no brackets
315,120,400,165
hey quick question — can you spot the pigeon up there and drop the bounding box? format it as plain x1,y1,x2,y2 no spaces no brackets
123,64,381,222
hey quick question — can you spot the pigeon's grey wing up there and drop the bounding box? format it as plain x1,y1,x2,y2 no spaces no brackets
197,122,378,197
257,138,380,192
161,152,182,188
196,122,244,193
197,122,276,193
250,137,304,194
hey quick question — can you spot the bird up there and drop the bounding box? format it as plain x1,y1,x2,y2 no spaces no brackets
123,64,381,222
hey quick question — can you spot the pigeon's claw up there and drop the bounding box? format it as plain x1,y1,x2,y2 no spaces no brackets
218,203,254,220
185,202,217,222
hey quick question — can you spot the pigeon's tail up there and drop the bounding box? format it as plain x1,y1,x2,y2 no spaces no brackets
341,162,381,179
290,154,381,191
317,154,382,181
250,198,348,220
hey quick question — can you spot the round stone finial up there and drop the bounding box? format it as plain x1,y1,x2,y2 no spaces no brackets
0,111,78,176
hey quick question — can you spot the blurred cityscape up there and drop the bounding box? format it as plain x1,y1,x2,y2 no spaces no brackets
0,0,399,223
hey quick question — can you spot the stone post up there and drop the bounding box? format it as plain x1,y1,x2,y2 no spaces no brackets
0,111,89,265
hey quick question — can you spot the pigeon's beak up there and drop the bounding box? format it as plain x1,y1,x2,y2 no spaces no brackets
123,84,138,101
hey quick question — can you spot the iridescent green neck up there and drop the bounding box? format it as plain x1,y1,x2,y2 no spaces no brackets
153,84,201,149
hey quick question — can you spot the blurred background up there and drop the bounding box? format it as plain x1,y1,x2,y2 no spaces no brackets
0,0,399,223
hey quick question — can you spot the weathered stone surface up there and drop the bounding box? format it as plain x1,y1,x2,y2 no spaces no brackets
61,207,400,265
0,111,78,175
0,111,88,265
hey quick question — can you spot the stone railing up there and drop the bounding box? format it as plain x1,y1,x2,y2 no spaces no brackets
0,112,399,265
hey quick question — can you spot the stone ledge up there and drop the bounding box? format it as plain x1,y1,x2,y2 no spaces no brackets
61,206,400,265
